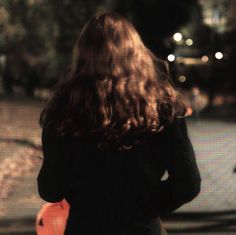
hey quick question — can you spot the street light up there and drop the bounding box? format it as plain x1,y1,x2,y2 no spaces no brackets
186,39,193,46
201,55,209,63
178,75,187,82
167,54,175,62
215,52,223,60
173,32,182,42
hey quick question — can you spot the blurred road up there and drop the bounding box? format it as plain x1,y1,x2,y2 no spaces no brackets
163,118,236,234
0,96,235,234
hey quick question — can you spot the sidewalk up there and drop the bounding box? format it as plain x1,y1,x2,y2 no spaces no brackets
0,97,45,234
0,96,235,234
163,117,236,234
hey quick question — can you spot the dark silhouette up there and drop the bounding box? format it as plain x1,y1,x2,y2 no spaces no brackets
1,61,14,94
114,0,199,58
37,12,201,235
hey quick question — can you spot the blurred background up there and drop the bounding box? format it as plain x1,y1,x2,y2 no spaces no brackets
0,0,235,234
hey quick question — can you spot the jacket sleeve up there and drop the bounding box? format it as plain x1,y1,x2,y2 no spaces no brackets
37,122,68,203
158,117,201,215
142,117,201,217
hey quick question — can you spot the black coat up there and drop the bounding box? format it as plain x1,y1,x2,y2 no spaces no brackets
37,117,201,235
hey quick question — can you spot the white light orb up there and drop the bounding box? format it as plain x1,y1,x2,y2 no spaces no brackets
215,52,223,60
173,33,182,42
201,55,209,63
0,54,6,65
178,75,186,83
167,54,175,62
186,39,193,46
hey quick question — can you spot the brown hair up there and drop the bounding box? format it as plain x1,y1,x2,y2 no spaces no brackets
39,11,186,151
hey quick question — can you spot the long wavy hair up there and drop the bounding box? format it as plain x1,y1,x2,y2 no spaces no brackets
39,11,187,151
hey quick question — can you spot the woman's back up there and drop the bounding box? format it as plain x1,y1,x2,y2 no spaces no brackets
37,11,201,235
38,117,200,234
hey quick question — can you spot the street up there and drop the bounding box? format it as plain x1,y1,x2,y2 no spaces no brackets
163,119,236,234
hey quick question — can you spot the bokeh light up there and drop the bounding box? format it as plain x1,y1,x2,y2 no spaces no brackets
215,52,223,60
167,54,175,62
178,75,187,82
201,55,209,62
186,38,193,46
173,32,182,42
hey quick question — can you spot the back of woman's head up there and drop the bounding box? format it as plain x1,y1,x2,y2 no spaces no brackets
40,11,187,151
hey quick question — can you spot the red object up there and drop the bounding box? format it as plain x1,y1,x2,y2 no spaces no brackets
186,107,193,117
36,199,70,235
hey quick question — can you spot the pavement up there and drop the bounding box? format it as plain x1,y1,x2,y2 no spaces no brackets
163,118,236,235
0,95,235,235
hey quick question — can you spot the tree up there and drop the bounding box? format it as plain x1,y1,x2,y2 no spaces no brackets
0,0,107,96
0,0,57,96
113,0,199,58
0,0,199,96
46,0,106,76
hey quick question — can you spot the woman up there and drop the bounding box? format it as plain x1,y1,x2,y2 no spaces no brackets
37,12,201,235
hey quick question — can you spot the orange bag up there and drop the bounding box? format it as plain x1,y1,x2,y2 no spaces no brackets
36,199,70,235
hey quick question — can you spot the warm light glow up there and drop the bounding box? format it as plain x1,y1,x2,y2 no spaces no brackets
0,54,6,65
173,32,182,42
178,75,186,82
201,55,209,63
167,54,175,62
215,52,223,60
0,7,9,24
186,39,193,46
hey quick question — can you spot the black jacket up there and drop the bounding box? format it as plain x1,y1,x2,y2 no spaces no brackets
37,117,201,235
